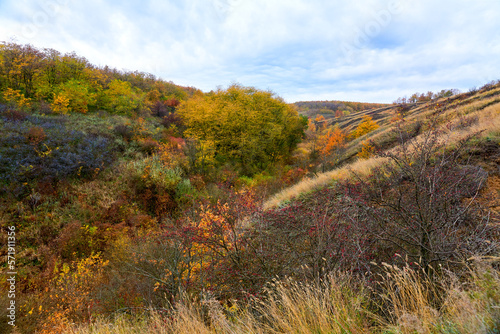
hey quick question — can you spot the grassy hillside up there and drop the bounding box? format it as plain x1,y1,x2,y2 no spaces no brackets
275,82,500,208
0,44,499,333
294,100,389,119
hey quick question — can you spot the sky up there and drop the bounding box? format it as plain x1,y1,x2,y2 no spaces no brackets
0,0,499,103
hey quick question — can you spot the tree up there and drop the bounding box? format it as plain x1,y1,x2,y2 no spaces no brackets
53,79,95,113
317,125,346,170
342,126,493,272
99,79,142,114
351,115,379,139
177,84,306,174
0,42,44,97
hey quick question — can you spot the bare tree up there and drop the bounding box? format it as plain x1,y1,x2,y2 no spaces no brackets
342,122,496,272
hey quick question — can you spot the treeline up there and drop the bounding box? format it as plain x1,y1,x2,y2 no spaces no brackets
295,100,388,118
393,88,462,104
0,42,200,115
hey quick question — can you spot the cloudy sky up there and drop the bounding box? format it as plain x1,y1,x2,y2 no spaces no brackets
1,0,499,103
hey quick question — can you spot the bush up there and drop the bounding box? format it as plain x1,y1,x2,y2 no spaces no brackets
339,127,496,271
113,124,134,142
137,137,159,155
127,155,190,216
0,114,117,190
2,109,28,122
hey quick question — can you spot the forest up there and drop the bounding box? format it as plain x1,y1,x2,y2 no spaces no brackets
1,42,500,333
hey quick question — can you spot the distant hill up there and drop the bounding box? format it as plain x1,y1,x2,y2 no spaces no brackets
294,100,389,118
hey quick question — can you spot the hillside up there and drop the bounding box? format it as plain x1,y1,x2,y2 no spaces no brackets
268,81,500,208
294,100,389,118
0,43,499,333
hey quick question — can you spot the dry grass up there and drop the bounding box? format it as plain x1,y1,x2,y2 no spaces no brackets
263,156,388,209
67,273,370,334
381,258,500,334
252,273,369,333
379,263,442,334
66,259,500,334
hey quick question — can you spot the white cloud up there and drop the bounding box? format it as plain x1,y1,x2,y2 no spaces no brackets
1,0,499,102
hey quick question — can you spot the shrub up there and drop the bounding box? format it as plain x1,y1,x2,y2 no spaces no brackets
253,186,374,280
340,127,495,271
2,88,31,110
351,115,379,139
0,115,117,189
26,126,46,146
127,155,189,216
150,100,171,117
113,123,134,141
2,109,28,121
357,140,376,159
137,137,159,155
33,253,110,333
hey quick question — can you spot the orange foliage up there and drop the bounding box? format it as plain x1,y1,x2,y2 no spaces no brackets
27,126,46,146
166,98,180,107
314,114,327,131
357,140,376,159
29,253,109,333
318,126,346,156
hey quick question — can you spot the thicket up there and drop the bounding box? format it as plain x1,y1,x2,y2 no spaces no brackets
0,112,117,197
178,84,307,175
0,42,199,115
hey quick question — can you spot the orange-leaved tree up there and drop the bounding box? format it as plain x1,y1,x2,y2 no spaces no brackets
317,125,347,171
318,125,347,157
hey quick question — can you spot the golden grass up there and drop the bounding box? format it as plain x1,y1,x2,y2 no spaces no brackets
379,263,442,334
263,156,388,209
66,259,500,334
264,100,500,210
66,272,370,334
252,273,369,333
381,259,500,334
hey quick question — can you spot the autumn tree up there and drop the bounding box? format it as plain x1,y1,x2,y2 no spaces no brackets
351,115,379,139
317,125,346,169
177,84,307,174
53,79,95,113
99,79,142,114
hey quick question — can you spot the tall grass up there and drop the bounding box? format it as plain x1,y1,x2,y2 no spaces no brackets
67,272,370,334
380,258,500,334
66,259,500,334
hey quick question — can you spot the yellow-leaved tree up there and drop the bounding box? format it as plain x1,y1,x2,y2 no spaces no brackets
351,115,379,139
99,79,142,115
177,84,307,174
52,79,95,113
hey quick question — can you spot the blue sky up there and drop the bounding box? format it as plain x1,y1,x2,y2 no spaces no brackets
1,0,499,103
